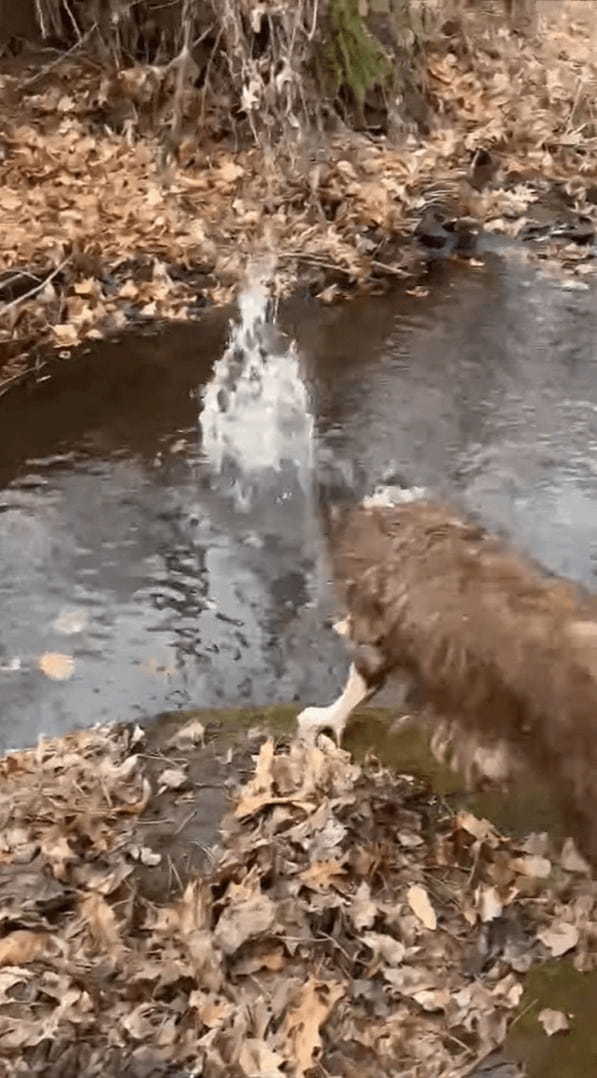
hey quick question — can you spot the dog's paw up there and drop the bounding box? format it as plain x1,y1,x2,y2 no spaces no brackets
296,706,343,746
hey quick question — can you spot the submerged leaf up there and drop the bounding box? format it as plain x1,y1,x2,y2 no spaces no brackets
538,1008,570,1036
38,652,75,681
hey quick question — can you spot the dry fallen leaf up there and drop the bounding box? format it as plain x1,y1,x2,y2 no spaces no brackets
456,811,498,842
235,738,275,818
238,1038,286,1077
299,859,346,891
38,652,75,681
407,884,437,931
0,931,48,967
537,922,579,957
512,855,552,879
52,323,79,346
478,885,503,923
167,719,205,748
362,932,406,966
350,881,377,930
0,969,30,1003
218,159,245,183
158,767,188,791
560,837,590,874
281,977,344,1076
80,893,122,953
189,993,234,1029
538,1008,570,1036
213,889,276,956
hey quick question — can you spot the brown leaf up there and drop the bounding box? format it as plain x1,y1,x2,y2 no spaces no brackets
537,921,579,957
512,855,552,879
0,969,30,1002
281,977,344,1076
299,859,346,891
477,885,503,923
538,1008,570,1036
560,837,590,874
38,652,75,681
362,932,405,966
407,885,437,931
52,324,79,347
158,766,188,791
233,948,286,976
350,881,377,930
0,931,48,967
167,719,205,748
189,993,234,1029
456,811,498,843
235,738,275,818
79,893,122,953
40,831,74,879
238,1038,285,1076
218,159,245,183
214,886,276,956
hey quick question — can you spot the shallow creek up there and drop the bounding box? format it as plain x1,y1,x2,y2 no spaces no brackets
1,249,597,1073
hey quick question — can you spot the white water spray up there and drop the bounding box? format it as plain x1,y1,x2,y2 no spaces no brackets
199,261,314,513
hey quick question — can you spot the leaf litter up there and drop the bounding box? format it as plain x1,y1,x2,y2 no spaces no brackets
0,3,596,388
1,722,597,1075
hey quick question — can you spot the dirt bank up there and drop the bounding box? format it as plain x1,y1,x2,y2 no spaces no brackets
0,1,595,391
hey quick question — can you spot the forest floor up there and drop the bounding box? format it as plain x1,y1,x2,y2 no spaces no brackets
0,4,595,391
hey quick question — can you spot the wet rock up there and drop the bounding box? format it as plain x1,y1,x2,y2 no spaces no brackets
415,209,452,250
469,148,500,191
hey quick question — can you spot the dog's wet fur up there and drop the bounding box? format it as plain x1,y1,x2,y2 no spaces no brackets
298,486,597,864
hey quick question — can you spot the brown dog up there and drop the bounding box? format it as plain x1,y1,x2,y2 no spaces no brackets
298,488,597,862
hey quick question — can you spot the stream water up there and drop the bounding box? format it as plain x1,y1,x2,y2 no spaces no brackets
2,246,597,1073
2,247,596,754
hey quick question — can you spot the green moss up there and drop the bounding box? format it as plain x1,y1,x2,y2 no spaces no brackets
322,0,392,105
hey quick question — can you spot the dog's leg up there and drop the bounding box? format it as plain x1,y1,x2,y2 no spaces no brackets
297,663,373,745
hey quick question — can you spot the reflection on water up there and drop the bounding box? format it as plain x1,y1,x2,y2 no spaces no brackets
0,252,596,752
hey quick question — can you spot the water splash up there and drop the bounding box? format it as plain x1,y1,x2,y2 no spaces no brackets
199,260,314,514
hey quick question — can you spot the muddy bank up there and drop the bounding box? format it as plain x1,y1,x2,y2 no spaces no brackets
0,2,595,387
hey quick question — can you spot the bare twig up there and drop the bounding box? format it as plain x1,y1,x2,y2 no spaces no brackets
22,26,98,88
0,271,43,291
277,251,355,275
62,0,83,41
0,259,70,319
371,259,410,278
0,367,37,398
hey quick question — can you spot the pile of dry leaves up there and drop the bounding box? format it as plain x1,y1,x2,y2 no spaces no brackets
0,720,596,1076
0,3,595,386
